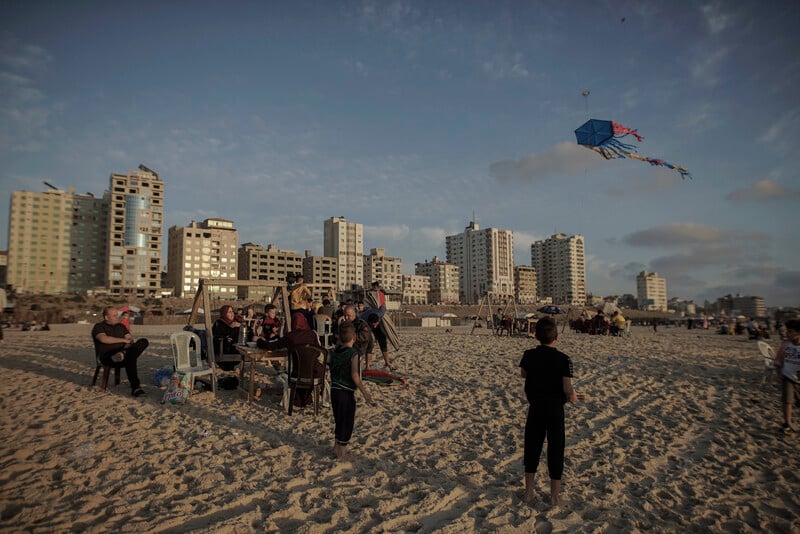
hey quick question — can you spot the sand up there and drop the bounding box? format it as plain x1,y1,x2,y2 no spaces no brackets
0,323,798,533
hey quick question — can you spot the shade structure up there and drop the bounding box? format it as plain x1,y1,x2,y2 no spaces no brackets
538,305,566,315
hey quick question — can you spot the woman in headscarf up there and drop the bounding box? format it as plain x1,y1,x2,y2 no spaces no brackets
213,305,242,371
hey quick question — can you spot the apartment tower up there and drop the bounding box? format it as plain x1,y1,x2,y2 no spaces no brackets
7,186,107,293
401,274,430,304
302,251,338,302
531,233,586,306
363,248,403,292
445,221,514,304
323,216,363,292
636,271,667,311
106,166,163,297
514,265,538,304
167,218,238,298
237,243,302,300
414,256,460,304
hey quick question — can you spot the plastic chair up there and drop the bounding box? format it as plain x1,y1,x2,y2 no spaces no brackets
287,344,328,416
757,341,776,384
91,352,123,391
170,331,216,394
314,315,333,348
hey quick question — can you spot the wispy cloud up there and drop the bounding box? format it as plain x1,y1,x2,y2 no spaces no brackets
623,223,731,247
512,230,546,264
757,107,800,152
0,32,53,71
344,59,369,77
726,179,800,201
0,34,53,152
650,243,741,273
481,52,529,80
689,45,729,87
609,261,648,279
365,224,411,242
490,142,599,183
701,2,732,34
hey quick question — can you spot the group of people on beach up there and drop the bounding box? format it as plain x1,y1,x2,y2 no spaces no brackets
90,291,800,505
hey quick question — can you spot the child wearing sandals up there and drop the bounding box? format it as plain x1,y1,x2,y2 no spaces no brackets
329,322,373,460
519,316,579,506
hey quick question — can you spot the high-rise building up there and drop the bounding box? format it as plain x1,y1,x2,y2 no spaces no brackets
167,218,238,298
446,221,514,304
106,166,164,297
414,256,460,304
302,251,338,302
237,243,302,300
531,233,586,306
8,187,77,293
731,294,766,318
636,271,667,311
363,248,403,292
514,265,538,304
401,274,430,304
323,216,363,291
7,186,108,294
71,191,110,292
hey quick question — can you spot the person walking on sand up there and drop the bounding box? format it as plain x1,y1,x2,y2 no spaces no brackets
519,316,579,506
329,322,373,460
774,319,800,433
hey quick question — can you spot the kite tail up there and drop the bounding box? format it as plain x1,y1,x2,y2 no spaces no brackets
627,153,692,179
647,158,692,179
612,121,644,142
603,137,639,158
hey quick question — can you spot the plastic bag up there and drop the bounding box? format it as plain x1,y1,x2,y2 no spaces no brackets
161,373,191,404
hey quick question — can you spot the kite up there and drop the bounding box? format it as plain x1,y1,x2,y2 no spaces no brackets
574,119,691,179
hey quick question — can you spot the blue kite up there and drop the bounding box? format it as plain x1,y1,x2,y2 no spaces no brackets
574,119,691,179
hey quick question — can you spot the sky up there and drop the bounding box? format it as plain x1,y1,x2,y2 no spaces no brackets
1,0,799,307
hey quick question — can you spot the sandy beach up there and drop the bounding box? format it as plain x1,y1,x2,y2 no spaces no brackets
0,323,798,533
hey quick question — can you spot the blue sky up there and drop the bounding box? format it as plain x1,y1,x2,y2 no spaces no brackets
1,1,799,307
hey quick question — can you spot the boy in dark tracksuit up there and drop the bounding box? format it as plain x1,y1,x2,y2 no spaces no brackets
519,317,578,506
329,322,373,460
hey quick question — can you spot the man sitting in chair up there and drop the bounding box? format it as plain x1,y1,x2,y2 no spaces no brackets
92,306,149,397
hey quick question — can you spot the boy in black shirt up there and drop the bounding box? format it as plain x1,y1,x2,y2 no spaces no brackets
519,317,579,506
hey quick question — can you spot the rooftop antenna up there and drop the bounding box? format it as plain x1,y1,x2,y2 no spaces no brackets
43,181,60,191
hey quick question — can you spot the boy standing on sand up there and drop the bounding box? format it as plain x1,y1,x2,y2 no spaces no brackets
329,322,373,460
519,316,578,506
774,319,800,433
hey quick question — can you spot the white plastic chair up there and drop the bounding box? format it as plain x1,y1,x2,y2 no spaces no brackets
757,341,776,384
170,331,216,394
314,315,333,348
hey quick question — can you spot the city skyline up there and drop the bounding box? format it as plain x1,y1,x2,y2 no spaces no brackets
1,2,799,306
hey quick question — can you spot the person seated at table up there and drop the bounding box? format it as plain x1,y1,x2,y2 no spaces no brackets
271,311,321,351
271,311,323,406
590,311,609,335
610,310,626,336
213,305,242,371
255,303,282,344
288,272,313,324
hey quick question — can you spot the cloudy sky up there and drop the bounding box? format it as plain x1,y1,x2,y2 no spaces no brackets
1,1,799,306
